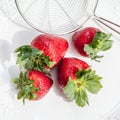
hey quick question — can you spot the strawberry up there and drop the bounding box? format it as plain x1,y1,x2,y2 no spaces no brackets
72,27,113,62
15,34,69,74
58,58,102,107
12,70,53,103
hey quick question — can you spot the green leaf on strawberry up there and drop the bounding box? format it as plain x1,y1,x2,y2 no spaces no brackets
15,45,56,76
64,78,76,100
63,67,102,107
12,70,53,104
12,71,40,104
75,89,89,107
84,32,113,62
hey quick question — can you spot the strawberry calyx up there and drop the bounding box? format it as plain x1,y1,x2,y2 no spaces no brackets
84,32,113,62
12,71,40,104
63,68,102,107
15,45,56,76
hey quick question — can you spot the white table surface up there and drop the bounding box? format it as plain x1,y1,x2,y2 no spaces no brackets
0,1,120,120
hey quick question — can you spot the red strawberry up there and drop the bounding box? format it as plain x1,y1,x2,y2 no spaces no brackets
72,27,113,61
13,70,53,103
31,34,69,65
15,34,69,74
58,58,102,107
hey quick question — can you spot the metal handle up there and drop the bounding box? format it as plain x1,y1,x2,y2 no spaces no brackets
94,16,120,35
93,0,120,35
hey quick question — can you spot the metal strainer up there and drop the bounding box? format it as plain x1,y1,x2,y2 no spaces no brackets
14,0,90,34
0,0,120,35
15,0,120,35
0,0,30,29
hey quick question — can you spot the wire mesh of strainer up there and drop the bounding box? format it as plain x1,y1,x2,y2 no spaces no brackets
0,0,31,28
15,0,98,34
0,0,120,35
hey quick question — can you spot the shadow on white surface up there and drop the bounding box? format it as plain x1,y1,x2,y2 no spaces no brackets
51,67,72,103
11,30,39,47
0,39,12,68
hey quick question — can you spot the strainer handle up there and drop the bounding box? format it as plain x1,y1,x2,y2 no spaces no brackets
94,17,120,35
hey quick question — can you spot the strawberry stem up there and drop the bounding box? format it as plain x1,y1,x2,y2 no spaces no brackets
63,67,102,107
12,71,40,103
84,32,113,62
15,45,56,76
